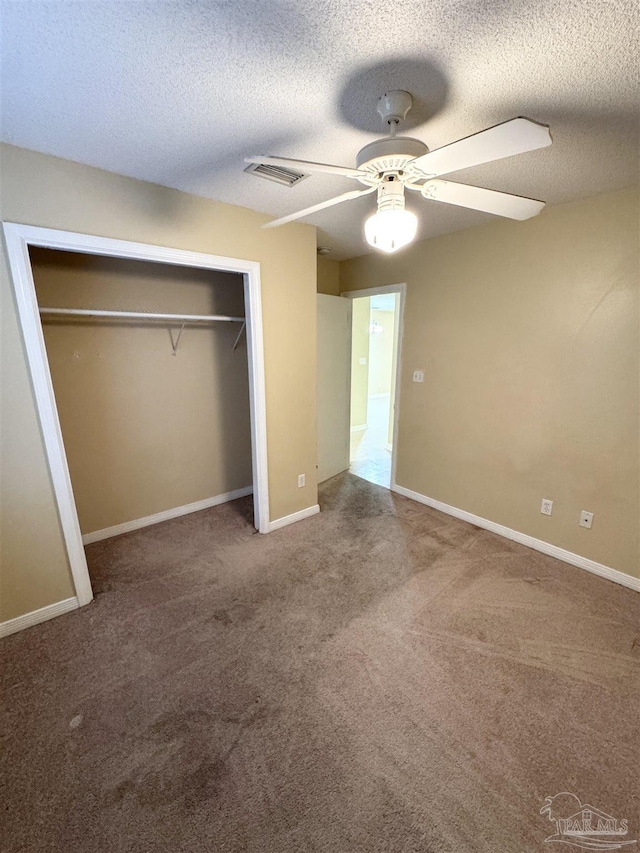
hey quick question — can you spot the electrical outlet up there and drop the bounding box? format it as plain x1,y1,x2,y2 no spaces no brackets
412,369,424,383
359,357,367,366
297,474,305,488
579,510,593,529
541,499,553,516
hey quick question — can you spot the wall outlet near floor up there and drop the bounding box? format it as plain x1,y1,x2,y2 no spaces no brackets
297,474,306,488
412,369,424,383
540,498,553,516
579,510,594,529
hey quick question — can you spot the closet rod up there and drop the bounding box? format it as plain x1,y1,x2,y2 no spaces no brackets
39,307,245,323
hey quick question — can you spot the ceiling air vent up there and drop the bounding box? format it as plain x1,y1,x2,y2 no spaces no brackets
244,162,309,187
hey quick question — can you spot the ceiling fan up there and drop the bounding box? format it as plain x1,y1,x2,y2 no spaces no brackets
245,91,552,253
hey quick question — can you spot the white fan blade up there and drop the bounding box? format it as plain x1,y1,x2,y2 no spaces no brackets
262,186,376,229
245,155,366,179
411,118,551,178
422,179,545,220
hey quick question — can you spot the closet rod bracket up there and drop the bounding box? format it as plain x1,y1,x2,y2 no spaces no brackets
169,324,186,356
233,321,246,351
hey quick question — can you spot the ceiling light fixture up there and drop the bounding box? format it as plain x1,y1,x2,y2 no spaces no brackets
364,177,417,253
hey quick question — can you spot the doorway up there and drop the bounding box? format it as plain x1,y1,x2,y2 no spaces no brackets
344,284,405,489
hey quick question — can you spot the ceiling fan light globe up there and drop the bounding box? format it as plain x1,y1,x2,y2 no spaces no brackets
364,208,418,253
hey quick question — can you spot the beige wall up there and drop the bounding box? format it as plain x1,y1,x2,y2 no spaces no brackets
317,256,340,296
0,143,317,622
350,297,370,429
341,187,639,579
31,250,251,535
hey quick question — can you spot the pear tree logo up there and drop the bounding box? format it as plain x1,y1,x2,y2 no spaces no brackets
541,792,636,850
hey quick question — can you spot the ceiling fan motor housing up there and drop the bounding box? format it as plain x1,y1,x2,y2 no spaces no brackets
356,136,429,178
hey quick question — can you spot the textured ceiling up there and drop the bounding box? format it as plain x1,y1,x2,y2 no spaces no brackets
1,1,638,259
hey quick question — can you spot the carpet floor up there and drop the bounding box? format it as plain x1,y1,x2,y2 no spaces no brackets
2,473,638,852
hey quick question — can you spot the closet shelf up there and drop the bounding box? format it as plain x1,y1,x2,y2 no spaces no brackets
38,307,245,323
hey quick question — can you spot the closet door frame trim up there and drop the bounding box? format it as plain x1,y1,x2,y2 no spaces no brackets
3,223,270,608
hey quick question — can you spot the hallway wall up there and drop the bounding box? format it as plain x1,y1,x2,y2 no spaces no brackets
367,308,395,397
350,297,370,429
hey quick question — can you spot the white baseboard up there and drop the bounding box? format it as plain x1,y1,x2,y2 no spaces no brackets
82,486,254,544
268,503,320,532
391,484,639,593
0,596,80,639
351,424,367,432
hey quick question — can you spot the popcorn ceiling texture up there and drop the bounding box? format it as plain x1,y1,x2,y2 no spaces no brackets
1,0,638,259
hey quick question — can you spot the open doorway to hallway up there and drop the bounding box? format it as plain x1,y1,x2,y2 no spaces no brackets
349,291,400,488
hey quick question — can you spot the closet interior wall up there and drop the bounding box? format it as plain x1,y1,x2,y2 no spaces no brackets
30,248,252,537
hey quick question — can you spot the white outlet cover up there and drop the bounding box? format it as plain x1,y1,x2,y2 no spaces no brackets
359,357,367,365
298,474,305,488
412,369,424,383
541,499,553,516
579,510,594,529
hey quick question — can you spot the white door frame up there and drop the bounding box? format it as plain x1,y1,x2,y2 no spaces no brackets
341,283,406,488
3,223,270,608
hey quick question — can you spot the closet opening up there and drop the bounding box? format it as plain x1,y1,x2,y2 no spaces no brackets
4,224,269,609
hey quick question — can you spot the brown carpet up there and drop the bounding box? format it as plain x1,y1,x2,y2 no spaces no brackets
2,473,638,852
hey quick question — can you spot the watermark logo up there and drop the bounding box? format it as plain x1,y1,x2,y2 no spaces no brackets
541,792,636,850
